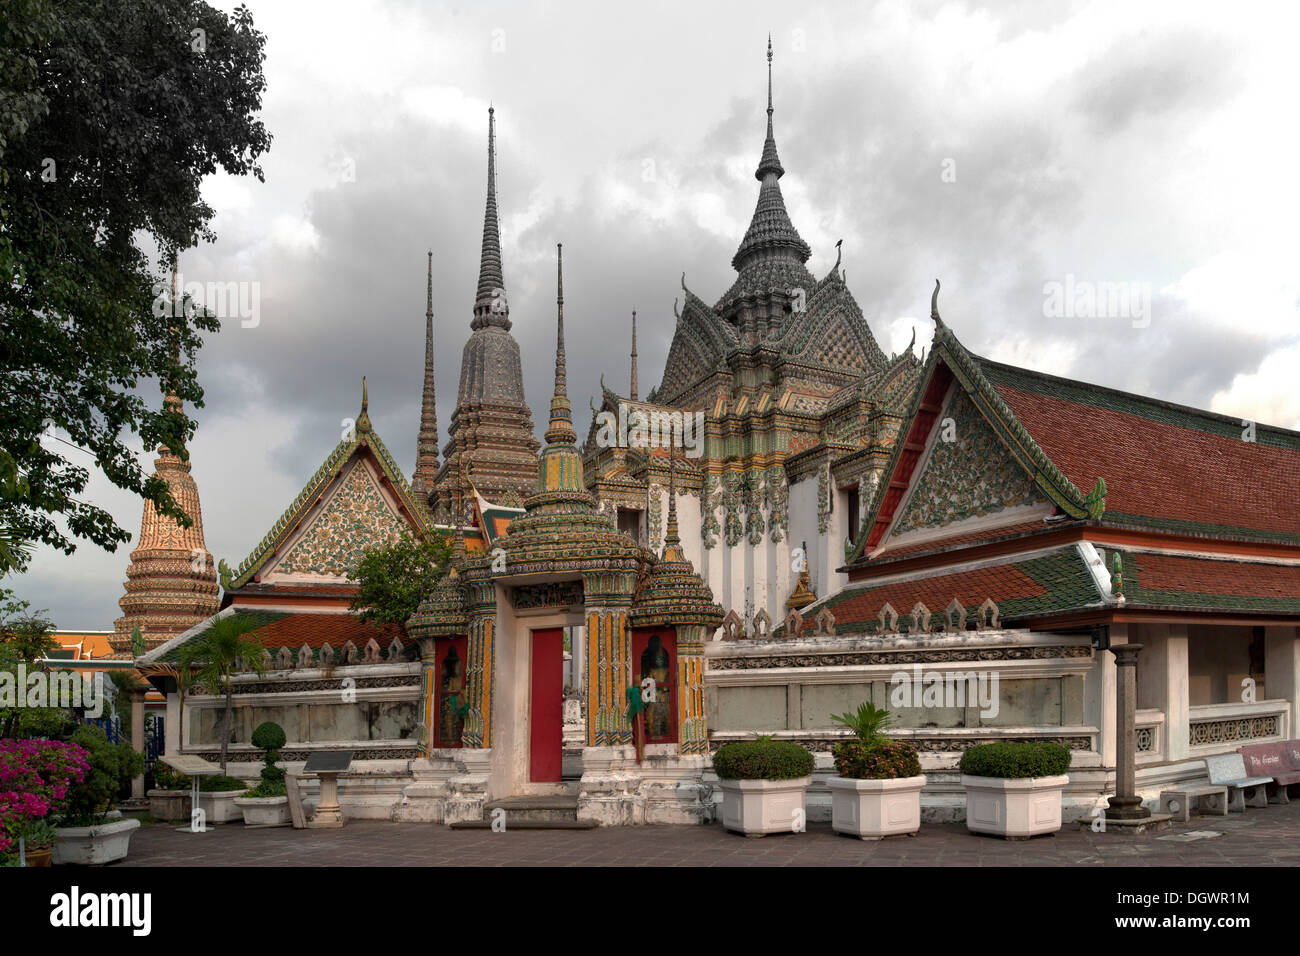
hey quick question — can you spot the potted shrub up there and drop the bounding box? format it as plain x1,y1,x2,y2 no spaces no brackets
53,725,144,864
713,736,815,837
148,762,192,822
826,701,926,840
959,741,1072,839
20,819,57,867
235,722,290,827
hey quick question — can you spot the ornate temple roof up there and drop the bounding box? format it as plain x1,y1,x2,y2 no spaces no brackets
478,243,645,575
717,38,814,311
848,281,1300,575
112,391,220,655
221,380,434,591
434,107,539,506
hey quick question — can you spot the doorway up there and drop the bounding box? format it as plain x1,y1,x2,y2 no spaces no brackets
529,628,564,782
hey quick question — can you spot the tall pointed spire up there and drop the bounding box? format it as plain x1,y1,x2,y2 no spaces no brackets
527,242,588,506
725,37,812,297
412,250,440,508
473,106,509,330
757,32,784,181
629,310,639,401
546,243,573,444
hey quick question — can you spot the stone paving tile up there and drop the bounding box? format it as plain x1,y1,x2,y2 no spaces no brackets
115,801,1300,866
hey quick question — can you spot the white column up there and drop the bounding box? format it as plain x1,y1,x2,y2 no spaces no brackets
1265,625,1300,737
1164,624,1190,760
165,689,181,754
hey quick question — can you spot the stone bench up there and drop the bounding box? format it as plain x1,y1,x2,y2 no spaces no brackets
1239,741,1300,805
1158,784,1229,823
1205,754,1271,811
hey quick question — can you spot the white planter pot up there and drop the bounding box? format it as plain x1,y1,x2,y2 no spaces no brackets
147,788,191,822
52,817,141,865
828,774,927,840
962,774,1070,838
234,795,291,827
197,789,248,825
717,777,811,836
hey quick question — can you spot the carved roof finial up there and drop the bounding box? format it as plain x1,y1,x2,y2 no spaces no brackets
630,309,639,402
931,278,944,328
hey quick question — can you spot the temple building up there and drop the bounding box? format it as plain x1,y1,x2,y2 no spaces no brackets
131,43,1300,828
582,38,924,627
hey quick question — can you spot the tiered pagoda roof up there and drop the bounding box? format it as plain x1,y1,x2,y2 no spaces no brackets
432,107,539,508
112,392,220,656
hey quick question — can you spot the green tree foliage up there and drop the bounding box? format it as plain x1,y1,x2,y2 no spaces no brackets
349,531,452,627
0,588,74,739
0,0,271,563
178,614,266,771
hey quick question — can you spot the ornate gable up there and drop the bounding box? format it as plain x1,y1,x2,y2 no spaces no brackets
891,388,1048,536
273,460,410,578
221,386,433,591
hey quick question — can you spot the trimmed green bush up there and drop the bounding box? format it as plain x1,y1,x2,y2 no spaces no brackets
197,774,248,792
958,742,1071,779
250,721,286,795
251,721,286,752
832,739,921,780
713,738,814,781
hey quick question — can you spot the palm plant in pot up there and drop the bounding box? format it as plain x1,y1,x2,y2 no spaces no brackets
234,722,290,827
959,741,1072,839
826,701,926,839
713,736,815,837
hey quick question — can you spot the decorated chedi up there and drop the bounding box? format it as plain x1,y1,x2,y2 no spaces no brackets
111,395,220,657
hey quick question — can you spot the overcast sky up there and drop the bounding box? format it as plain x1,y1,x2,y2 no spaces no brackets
14,0,1300,630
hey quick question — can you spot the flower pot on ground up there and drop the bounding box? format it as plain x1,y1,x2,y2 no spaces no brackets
147,762,191,821
713,737,814,837
234,721,290,827
18,819,57,867
827,702,925,840
959,742,1072,839
53,726,144,864
146,789,191,822
194,775,250,825
51,816,141,865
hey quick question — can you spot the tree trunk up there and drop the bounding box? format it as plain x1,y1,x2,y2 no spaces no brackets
220,679,232,772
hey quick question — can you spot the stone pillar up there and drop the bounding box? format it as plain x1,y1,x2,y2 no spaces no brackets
414,636,438,756
165,684,181,754
583,570,637,746
675,623,708,755
1106,643,1149,821
461,580,497,748
130,687,147,799
1265,625,1300,736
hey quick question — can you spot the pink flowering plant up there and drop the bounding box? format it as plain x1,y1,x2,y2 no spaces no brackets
0,738,88,857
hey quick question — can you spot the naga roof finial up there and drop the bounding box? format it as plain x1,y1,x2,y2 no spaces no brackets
930,278,944,328
834,238,843,274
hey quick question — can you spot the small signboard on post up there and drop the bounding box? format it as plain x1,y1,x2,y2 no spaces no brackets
299,751,353,829
157,754,222,834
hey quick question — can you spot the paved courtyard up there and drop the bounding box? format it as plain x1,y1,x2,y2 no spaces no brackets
117,801,1300,866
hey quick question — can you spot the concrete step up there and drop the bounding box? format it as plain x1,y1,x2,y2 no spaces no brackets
447,794,596,830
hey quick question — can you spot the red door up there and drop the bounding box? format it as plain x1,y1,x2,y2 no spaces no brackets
529,628,564,782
